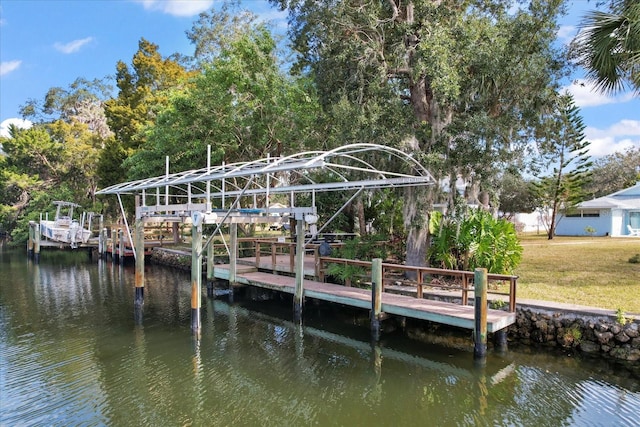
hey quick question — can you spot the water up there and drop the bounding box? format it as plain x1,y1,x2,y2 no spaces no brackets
1,247,638,427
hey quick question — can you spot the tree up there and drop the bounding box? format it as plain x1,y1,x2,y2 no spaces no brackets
584,146,640,198
497,171,540,220
100,38,195,189
572,0,640,94
271,0,567,267
126,25,320,180
533,94,592,240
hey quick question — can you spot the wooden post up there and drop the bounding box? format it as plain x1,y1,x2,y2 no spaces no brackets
229,222,238,289
206,237,215,298
371,258,383,341
102,228,108,260
119,229,125,265
33,223,41,263
191,220,203,333
474,268,488,361
134,217,145,308
27,221,34,258
293,219,305,321
111,227,117,263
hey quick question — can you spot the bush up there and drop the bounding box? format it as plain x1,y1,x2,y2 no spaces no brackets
428,208,523,275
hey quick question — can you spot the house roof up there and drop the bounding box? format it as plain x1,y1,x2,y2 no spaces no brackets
577,181,640,210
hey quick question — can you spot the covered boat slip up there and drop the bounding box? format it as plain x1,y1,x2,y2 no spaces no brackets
96,143,516,357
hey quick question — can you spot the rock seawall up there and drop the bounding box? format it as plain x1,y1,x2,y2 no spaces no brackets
510,308,640,362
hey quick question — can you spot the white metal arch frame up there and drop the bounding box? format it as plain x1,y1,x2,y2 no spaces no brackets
95,143,437,261
96,143,436,224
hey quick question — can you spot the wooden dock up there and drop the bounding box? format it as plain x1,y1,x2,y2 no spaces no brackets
212,263,516,333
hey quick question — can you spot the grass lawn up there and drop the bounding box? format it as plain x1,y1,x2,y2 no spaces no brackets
514,234,640,314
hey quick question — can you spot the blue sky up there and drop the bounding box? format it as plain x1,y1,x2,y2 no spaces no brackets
1,0,638,158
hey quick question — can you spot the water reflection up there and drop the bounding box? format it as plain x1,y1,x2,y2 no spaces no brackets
0,249,638,426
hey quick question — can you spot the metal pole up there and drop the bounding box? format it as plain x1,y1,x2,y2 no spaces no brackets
474,268,488,361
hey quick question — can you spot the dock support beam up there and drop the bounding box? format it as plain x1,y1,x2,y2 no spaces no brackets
229,223,238,298
118,229,125,265
206,237,215,298
474,268,488,362
134,218,145,308
293,219,305,321
371,258,383,341
27,221,34,258
191,220,203,333
33,223,41,263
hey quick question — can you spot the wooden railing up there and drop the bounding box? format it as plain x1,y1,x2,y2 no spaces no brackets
317,257,517,312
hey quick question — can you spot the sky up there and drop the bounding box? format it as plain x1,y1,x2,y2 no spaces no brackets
1,0,639,160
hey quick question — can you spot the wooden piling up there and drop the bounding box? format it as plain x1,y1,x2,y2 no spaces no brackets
474,268,488,361
206,237,215,298
371,258,383,341
27,221,34,258
134,218,145,307
118,229,125,265
191,221,203,332
33,223,41,263
229,223,238,290
111,227,116,263
293,219,304,321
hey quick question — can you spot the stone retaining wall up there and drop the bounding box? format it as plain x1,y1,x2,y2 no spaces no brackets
510,308,640,362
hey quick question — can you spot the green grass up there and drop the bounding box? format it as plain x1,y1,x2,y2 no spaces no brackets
513,234,640,313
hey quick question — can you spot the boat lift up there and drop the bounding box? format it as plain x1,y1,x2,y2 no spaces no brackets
96,143,436,331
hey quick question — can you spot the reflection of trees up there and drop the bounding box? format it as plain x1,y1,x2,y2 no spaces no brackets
2,252,639,426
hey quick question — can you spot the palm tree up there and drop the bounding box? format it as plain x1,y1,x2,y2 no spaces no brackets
573,0,640,95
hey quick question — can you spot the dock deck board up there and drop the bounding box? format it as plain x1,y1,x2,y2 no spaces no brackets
213,264,515,333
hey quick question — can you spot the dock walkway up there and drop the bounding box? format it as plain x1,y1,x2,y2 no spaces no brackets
212,264,515,333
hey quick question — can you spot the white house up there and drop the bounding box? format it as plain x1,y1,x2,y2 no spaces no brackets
555,182,640,237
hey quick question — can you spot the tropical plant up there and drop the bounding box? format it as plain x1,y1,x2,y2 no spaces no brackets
572,0,640,94
428,208,522,275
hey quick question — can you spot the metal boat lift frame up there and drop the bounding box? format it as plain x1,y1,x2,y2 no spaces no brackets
96,143,436,331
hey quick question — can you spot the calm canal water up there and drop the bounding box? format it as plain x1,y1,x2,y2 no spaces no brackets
1,247,639,426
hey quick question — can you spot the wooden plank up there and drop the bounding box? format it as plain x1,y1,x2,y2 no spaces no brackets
211,267,515,332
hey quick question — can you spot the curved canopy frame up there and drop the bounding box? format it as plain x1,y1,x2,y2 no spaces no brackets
97,143,434,201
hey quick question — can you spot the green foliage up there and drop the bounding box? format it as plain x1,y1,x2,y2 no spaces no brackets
325,235,388,287
533,94,592,239
126,26,320,180
628,254,640,264
428,208,522,275
615,307,630,325
584,226,596,237
573,0,640,94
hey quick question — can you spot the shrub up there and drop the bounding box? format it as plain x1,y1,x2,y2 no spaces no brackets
428,208,523,275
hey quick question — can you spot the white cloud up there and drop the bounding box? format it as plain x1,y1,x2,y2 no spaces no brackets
54,37,94,54
563,80,635,108
1,60,21,76
0,118,33,138
136,0,214,17
585,120,640,157
557,25,576,44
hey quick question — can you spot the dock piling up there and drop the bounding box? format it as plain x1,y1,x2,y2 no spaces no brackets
474,268,488,361
293,219,304,321
371,258,383,341
191,220,203,333
206,232,215,298
33,223,41,263
134,218,145,307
